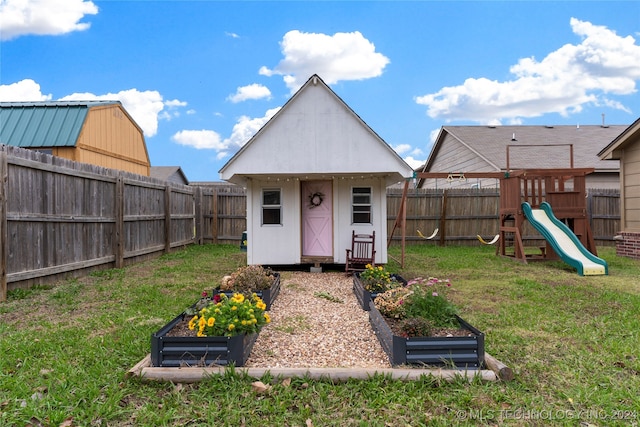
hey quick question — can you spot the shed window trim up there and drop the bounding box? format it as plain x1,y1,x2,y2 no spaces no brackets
351,187,372,224
261,188,282,226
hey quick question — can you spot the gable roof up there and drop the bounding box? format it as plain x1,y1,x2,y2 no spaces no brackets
0,101,127,148
422,125,624,174
150,166,189,185
598,117,640,160
219,74,413,186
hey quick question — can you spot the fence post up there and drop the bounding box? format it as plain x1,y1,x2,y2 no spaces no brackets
0,150,7,301
439,189,448,246
164,185,172,253
212,186,218,244
194,186,203,245
114,173,124,268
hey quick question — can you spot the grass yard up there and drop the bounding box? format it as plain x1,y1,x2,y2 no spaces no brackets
1,244,639,426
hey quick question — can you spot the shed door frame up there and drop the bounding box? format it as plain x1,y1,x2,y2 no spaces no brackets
300,180,333,257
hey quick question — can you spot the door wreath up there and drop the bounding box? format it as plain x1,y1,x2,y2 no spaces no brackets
308,192,324,209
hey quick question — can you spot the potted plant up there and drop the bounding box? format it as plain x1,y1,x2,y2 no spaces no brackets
217,265,280,310
368,277,485,368
151,291,271,367
352,264,406,310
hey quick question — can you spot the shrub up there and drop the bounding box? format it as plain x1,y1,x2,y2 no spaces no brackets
221,265,275,293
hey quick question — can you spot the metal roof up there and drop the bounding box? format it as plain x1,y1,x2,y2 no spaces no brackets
0,101,120,148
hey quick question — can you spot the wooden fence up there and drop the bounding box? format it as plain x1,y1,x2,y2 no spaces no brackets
386,187,620,246
0,145,621,301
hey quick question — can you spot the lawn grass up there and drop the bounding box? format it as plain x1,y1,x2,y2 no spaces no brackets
1,244,639,426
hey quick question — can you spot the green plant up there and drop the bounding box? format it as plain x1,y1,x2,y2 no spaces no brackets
404,277,458,328
373,287,411,319
314,291,343,304
398,317,435,337
374,276,458,332
188,292,270,337
359,264,402,293
221,265,275,293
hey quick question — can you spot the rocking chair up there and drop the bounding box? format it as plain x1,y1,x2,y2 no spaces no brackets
345,230,376,273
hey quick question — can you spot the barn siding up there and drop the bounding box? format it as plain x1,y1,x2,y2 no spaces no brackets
77,104,150,176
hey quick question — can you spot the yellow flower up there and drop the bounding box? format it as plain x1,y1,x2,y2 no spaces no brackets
231,306,237,311
232,293,245,303
198,317,206,328
256,301,266,310
264,313,271,323
241,320,247,326
228,324,235,331
207,317,215,327
197,330,205,337
188,315,198,330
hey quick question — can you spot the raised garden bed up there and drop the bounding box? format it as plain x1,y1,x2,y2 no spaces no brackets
151,310,258,367
214,272,280,310
352,273,406,311
368,300,485,368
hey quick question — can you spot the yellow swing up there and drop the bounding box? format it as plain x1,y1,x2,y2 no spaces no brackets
474,178,499,245
417,177,444,240
477,234,499,245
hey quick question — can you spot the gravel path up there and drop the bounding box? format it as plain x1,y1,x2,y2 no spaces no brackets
245,272,391,369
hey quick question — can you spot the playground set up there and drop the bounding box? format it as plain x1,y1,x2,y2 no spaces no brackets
389,145,608,276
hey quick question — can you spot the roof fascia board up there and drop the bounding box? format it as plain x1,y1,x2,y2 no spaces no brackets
598,117,640,160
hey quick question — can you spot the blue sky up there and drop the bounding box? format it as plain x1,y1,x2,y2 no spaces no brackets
1,1,639,182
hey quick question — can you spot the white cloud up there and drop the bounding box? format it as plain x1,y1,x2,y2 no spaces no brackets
171,107,280,157
165,99,187,108
0,0,98,41
260,30,390,92
60,89,175,137
0,79,52,101
415,18,640,124
393,144,412,155
172,130,225,150
223,107,280,151
225,31,240,39
227,84,272,103
403,156,424,170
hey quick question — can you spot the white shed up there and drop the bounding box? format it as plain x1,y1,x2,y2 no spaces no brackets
219,74,413,267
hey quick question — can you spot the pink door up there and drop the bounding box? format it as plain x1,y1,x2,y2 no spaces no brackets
301,180,333,256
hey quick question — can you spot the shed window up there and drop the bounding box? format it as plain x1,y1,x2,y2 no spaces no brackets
262,188,282,225
352,187,372,224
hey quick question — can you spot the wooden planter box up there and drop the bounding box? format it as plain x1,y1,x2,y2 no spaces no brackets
368,301,485,368
353,273,406,311
214,272,280,310
151,310,258,368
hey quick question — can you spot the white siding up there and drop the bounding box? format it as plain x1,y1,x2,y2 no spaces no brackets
220,81,413,184
246,179,301,265
247,176,388,265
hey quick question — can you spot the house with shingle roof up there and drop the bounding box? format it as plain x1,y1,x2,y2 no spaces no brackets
419,125,624,189
0,101,150,176
150,166,189,185
598,117,640,259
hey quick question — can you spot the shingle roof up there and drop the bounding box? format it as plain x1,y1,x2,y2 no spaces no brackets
425,125,624,173
150,166,189,185
0,101,120,148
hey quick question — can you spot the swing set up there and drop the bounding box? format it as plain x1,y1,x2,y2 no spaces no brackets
388,145,600,271
412,173,498,244
387,171,505,267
